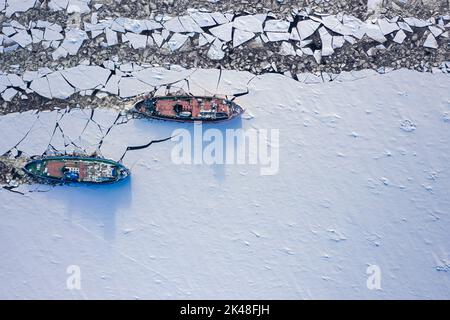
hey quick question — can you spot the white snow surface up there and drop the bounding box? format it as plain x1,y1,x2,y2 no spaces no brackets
1,69,450,299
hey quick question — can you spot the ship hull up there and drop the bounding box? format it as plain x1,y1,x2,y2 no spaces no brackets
134,96,244,123
23,156,130,185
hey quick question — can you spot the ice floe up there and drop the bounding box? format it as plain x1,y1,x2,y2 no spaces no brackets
364,23,387,42
296,19,321,40
423,33,438,49
279,41,296,56
123,32,148,49
60,65,110,91
0,10,447,62
1,67,449,299
5,60,433,104
319,27,334,56
377,18,400,35
209,22,233,42
233,15,263,33
190,11,217,28
118,77,153,98
393,29,407,44
321,15,351,35
266,32,290,42
263,19,290,33
49,0,91,14
10,30,32,48
3,0,36,17
59,28,88,55
233,29,255,48
46,71,75,99
207,39,225,60
404,17,431,28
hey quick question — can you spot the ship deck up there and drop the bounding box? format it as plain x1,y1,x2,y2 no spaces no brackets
155,97,230,118
45,160,88,180
25,157,123,183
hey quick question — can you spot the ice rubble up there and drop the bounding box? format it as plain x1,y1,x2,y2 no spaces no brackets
1,10,448,61
1,68,450,299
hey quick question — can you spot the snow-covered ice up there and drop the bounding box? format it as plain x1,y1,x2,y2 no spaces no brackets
207,39,225,60
377,18,400,35
319,27,334,56
263,20,290,33
393,30,407,44
233,29,255,48
296,20,321,40
1,68,450,299
233,15,263,33
3,0,36,17
209,22,233,42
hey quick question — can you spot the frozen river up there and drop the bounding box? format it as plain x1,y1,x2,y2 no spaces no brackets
1,68,450,299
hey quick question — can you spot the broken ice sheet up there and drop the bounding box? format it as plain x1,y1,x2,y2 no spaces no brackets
319,27,334,56
122,18,146,34
233,15,263,33
31,28,44,43
68,0,91,14
184,68,221,96
210,12,229,25
396,22,412,34
0,111,42,155
48,0,67,11
49,108,104,154
101,74,120,95
403,17,431,28
118,77,153,98
321,15,351,36
47,71,75,99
